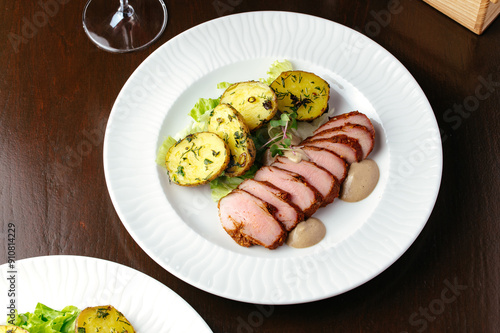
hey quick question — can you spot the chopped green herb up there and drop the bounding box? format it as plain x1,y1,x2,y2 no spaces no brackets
234,131,243,140
96,308,109,319
177,166,185,177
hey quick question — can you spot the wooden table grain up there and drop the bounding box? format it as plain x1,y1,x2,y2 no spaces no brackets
1,0,499,332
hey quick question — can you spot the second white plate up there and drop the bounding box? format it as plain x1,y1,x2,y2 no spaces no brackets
0,255,212,331
104,11,442,304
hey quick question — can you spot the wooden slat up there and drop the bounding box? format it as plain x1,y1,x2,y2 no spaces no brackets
475,0,491,33
423,0,500,34
484,0,500,29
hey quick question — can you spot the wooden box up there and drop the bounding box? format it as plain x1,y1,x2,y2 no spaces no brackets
422,0,500,34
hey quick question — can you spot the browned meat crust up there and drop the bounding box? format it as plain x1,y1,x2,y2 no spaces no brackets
255,166,323,218
308,124,374,159
303,134,363,163
314,110,375,137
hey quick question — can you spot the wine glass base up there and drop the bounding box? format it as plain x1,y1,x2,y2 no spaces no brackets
83,0,168,53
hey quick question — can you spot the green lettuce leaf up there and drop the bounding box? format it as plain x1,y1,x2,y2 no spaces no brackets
209,176,245,202
175,110,211,139
188,97,220,122
260,59,293,85
216,81,232,89
157,97,220,169
12,303,80,333
209,165,259,202
155,135,177,167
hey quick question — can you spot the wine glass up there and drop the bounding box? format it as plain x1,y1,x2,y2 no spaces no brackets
83,0,168,53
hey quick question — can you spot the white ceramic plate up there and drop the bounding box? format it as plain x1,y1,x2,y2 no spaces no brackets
103,11,442,304
0,255,212,332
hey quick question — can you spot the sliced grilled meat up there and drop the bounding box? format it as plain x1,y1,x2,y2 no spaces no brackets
254,166,322,218
238,179,303,231
300,146,348,183
272,156,340,207
218,189,286,249
303,135,363,164
314,111,375,137
308,124,374,159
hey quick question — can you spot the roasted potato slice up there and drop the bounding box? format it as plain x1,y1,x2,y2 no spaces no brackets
166,132,230,186
208,104,256,177
220,81,278,131
75,305,133,333
0,326,29,333
270,71,330,121
75,305,135,333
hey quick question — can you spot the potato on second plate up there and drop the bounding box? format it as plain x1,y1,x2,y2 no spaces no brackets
270,70,330,121
208,104,256,177
166,132,230,186
75,305,135,333
220,81,278,131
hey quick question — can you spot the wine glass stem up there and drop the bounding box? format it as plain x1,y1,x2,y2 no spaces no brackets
119,0,134,17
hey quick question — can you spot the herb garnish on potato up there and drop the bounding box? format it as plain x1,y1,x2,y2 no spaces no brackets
75,305,135,333
270,70,330,121
208,104,256,177
166,132,230,186
220,81,278,131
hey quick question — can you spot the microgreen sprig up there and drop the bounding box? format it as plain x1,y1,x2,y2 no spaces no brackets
258,111,299,157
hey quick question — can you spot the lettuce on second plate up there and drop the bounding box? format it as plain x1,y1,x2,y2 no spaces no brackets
12,303,80,333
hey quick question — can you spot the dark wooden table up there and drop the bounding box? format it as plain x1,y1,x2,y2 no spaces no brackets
1,0,499,332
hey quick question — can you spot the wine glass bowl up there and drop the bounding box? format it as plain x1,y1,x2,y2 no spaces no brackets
83,0,168,53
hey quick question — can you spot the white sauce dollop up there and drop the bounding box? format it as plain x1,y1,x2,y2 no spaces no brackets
286,217,326,248
340,159,379,202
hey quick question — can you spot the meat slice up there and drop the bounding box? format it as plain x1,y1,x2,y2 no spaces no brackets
303,135,363,164
272,156,340,207
300,146,348,183
254,166,322,218
314,111,375,137
308,124,374,159
238,179,303,231
218,189,286,249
